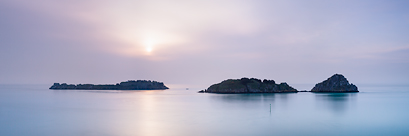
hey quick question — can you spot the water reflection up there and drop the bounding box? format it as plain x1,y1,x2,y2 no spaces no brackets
212,93,272,102
211,93,296,103
52,89,165,94
277,93,290,102
314,93,357,114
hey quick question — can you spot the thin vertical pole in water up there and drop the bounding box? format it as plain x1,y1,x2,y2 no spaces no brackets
270,104,271,112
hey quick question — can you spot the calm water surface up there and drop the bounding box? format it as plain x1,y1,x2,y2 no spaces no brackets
1,84,409,136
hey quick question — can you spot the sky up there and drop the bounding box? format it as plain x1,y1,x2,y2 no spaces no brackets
1,0,409,88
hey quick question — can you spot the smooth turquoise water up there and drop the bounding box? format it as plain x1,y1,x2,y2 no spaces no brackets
1,84,409,136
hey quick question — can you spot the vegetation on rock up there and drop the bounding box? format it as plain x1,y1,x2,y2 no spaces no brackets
49,80,169,90
311,74,358,92
204,78,297,93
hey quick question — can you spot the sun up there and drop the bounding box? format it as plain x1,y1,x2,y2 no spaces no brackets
146,46,153,52
144,39,155,53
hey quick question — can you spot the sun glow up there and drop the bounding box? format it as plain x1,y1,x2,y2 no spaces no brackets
146,46,153,52
111,29,188,57
144,38,155,53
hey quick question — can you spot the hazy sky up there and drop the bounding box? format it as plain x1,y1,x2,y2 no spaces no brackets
1,0,408,88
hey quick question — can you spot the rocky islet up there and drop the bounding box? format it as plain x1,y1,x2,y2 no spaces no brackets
200,74,358,93
49,80,169,90
203,78,297,93
311,74,358,92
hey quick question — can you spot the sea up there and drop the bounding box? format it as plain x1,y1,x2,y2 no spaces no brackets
1,84,409,136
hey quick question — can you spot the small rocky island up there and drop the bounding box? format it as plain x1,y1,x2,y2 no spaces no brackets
311,74,358,92
49,80,169,90
201,78,297,93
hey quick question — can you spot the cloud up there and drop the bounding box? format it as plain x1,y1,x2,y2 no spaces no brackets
0,0,409,84
4,0,261,59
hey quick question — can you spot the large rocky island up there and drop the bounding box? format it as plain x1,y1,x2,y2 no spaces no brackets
202,78,297,93
49,80,169,90
311,74,358,92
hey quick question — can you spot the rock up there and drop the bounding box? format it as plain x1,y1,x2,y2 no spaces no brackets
311,74,358,92
198,90,205,93
49,80,169,90
205,77,297,93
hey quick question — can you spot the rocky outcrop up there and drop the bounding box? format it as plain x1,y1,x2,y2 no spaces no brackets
204,78,297,93
49,80,169,90
311,74,358,92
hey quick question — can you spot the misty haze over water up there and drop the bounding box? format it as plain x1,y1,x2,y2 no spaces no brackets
1,84,408,136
